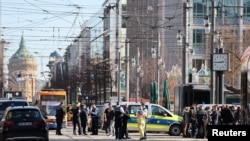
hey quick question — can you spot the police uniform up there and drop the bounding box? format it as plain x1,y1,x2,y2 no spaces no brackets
72,104,82,135
90,105,99,135
114,103,124,140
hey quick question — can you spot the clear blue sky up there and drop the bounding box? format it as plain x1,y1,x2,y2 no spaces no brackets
1,0,104,79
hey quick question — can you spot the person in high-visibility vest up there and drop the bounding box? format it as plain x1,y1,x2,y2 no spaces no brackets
136,104,147,140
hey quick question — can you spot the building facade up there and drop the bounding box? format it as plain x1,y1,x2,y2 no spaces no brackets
7,34,37,102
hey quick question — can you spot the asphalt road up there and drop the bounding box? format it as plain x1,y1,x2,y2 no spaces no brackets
49,125,208,141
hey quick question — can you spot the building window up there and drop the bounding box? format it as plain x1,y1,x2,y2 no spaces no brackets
193,29,205,54
244,0,250,17
193,1,206,18
193,29,205,44
192,59,205,72
223,0,238,18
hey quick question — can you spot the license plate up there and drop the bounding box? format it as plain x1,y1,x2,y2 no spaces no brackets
18,122,32,126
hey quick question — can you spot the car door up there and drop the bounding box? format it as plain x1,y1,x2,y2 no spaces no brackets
127,104,139,131
146,105,172,132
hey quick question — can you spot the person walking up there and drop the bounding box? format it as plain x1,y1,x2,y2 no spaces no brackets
90,103,99,135
122,102,131,139
55,101,65,135
114,102,124,140
80,103,88,135
137,104,147,140
72,102,82,135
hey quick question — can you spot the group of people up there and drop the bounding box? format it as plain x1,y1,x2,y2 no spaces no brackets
55,101,149,140
103,102,131,140
55,101,100,136
103,102,148,140
182,103,241,139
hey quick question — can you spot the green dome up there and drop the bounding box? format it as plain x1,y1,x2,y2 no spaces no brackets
10,32,35,60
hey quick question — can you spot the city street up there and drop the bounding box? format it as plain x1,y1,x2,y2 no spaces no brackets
49,125,208,141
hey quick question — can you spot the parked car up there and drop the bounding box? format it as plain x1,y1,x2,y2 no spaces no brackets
0,106,49,141
0,97,29,120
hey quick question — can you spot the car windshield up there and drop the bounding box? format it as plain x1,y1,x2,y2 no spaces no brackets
6,109,41,120
0,101,29,119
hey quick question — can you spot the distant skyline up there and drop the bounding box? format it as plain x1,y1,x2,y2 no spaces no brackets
1,0,105,79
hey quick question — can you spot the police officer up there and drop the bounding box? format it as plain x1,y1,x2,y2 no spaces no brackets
55,101,65,135
90,103,99,135
114,102,124,140
72,102,82,135
122,102,130,139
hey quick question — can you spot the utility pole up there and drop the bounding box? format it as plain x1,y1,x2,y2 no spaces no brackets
136,47,140,103
125,39,130,102
157,32,160,104
210,0,216,104
115,0,120,102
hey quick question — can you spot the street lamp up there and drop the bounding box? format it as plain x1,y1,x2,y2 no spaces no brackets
204,0,216,104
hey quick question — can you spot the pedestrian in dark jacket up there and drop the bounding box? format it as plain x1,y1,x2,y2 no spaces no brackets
72,102,82,135
80,103,88,135
122,102,131,139
90,103,99,135
196,105,208,139
55,101,65,135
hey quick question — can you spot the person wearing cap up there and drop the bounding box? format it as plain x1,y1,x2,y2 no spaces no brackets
137,104,147,140
141,102,148,139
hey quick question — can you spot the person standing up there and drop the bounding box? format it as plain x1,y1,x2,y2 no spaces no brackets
104,103,115,137
189,104,197,137
90,103,99,135
137,104,147,140
141,102,148,139
72,102,82,135
196,105,208,139
122,102,131,139
80,103,88,135
182,106,190,137
114,102,124,140
55,101,65,135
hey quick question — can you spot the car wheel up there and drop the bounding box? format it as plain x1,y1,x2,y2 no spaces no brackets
169,124,181,136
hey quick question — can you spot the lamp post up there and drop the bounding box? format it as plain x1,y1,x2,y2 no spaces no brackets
204,0,216,104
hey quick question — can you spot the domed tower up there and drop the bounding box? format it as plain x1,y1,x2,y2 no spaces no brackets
8,33,37,102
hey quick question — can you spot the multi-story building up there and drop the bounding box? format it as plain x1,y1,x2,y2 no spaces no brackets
65,0,250,105
0,40,5,97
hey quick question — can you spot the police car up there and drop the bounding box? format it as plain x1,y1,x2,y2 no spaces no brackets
104,102,183,136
